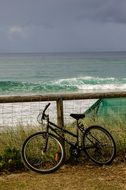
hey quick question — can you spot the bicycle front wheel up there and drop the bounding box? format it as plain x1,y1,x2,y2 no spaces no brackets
21,132,65,174
83,125,116,165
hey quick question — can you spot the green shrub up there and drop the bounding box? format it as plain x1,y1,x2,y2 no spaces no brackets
0,147,24,172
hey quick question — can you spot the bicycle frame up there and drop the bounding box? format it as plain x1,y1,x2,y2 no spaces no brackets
45,115,85,148
21,103,116,174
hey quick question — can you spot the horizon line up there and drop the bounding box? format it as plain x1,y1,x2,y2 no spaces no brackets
0,50,126,55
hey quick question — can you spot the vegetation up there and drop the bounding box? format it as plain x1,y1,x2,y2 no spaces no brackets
86,116,126,157
1,163,126,190
0,117,126,172
0,147,23,172
0,125,41,172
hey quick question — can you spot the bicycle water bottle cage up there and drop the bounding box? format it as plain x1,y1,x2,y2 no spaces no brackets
70,113,85,120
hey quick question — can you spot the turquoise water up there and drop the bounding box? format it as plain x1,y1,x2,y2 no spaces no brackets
0,52,126,95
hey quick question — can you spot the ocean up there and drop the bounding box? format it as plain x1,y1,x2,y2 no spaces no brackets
0,52,126,127
0,52,126,95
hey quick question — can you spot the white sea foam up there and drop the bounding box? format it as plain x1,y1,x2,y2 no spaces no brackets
78,84,126,91
0,76,126,95
54,76,126,91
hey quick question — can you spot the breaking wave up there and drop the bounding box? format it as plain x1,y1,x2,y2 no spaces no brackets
0,76,126,95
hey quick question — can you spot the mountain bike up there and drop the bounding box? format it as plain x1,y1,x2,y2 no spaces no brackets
21,103,116,174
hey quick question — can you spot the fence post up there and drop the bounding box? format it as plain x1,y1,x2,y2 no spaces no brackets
56,98,64,129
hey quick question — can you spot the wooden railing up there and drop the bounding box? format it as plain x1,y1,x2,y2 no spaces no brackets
0,91,126,127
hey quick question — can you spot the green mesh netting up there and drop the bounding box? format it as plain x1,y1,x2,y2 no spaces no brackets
85,98,126,121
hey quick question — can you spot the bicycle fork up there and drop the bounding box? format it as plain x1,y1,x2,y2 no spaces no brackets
43,116,50,153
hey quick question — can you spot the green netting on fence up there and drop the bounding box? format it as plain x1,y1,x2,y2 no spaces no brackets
85,98,126,121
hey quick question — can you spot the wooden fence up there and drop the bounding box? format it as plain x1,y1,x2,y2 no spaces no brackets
0,91,126,127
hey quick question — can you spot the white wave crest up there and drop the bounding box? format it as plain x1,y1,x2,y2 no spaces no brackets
78,84,126,90
54,76,126,91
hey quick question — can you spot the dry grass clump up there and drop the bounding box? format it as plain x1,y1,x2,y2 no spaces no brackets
0,124,43,172
0,116,126,172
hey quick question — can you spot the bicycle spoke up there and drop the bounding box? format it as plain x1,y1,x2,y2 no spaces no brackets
22,132,65,173
83,126,116,165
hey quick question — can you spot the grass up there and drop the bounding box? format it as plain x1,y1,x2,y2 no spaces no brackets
0,124,43,172
0,116,126,172
83,116,126,158
0,163,126,190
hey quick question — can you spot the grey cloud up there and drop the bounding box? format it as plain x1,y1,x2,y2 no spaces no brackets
94,1,126,24
0,0,126,52
75,0,126,24
1,0,126,27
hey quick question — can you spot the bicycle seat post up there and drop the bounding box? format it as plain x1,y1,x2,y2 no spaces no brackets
70,113,85,147
76,119,79,147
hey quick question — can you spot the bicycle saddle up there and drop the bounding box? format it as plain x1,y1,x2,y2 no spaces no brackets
70,113,85,120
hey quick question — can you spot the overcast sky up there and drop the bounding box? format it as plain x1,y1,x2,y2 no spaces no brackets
0,0,126,53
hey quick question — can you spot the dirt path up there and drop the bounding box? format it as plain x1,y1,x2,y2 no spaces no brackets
0,163,126,190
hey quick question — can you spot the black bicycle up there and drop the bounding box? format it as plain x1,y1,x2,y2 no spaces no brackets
21,103,116,174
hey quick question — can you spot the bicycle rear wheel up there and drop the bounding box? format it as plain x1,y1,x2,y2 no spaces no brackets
83,125,116,165
21,132,65,174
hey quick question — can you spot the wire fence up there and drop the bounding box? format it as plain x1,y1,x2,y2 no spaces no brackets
0,91,126,130
1,92,126,160
0,99,96,128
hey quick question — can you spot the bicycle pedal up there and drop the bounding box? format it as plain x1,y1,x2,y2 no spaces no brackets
67,156,79,164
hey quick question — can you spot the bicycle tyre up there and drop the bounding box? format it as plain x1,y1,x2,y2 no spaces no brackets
83,125,116,165
21,132,65,174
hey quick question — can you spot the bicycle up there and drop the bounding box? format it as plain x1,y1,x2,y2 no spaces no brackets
21,103,116,174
